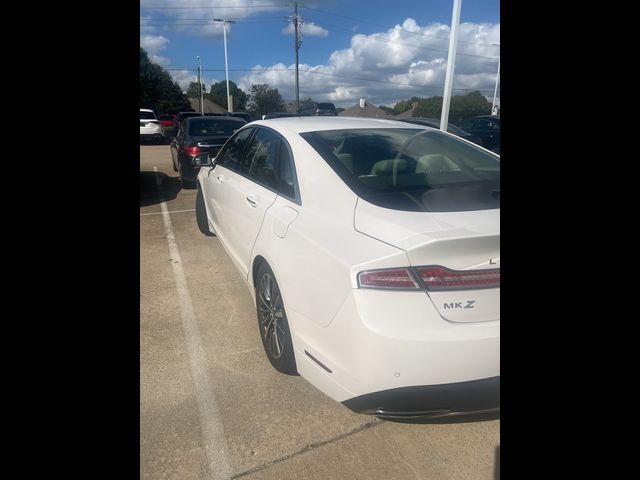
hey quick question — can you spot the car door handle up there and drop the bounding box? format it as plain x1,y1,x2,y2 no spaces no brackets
217,174,225,183
246,195,259,207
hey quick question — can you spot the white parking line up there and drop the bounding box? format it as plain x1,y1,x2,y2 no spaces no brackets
153,167,233,479
140,209,195,216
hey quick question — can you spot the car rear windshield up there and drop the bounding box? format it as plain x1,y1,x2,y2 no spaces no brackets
188,118,244,136
300,128,500,212
140,111,156,120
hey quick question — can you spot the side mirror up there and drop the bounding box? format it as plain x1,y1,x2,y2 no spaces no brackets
193,152,214,167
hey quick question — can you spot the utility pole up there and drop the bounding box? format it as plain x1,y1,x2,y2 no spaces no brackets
440,0,462,131
292,1,302,112
196,56,204,115
491,43,500,116
213,18,236,112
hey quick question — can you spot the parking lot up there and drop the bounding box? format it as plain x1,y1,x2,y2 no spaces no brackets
140,145,500,480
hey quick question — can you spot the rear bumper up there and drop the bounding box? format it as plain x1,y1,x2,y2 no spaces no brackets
290,289,499,406
179,156,200,181
342,376,499,418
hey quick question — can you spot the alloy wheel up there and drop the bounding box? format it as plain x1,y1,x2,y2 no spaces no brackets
257,273,285,359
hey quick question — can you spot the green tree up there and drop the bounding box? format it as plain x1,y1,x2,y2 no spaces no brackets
449,91,491,124
140,47,191,114
186,82,206,100
207,81,248,111
393,100,412,115
246,84,285,118
413,91,491,123
413,96,443,118
393,96,422,115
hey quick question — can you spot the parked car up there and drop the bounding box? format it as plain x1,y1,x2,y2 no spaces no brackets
263,112,300,119
192,117,500,418
299,102,338,116
458,115,500,154
140,108,164,144
173,111,201,126
158,114,175,128
396,117,484,148
170,115,246,187
226,111,254,123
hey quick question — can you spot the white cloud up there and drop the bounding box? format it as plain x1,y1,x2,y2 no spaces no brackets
282,21,329,37
141,34,170,54
238,19,500,107
141,34,174,68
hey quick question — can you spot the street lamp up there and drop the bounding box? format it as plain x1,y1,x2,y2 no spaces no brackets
196,55,204,115
491,43,500,116
213,19,235,112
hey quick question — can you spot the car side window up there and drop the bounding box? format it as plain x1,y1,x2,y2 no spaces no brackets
244,129,280,189
278,140,298,201
217,128,254,169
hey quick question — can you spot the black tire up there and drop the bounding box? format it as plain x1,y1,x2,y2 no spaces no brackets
195,185,214,236
179,166,197,189
255,263,297,375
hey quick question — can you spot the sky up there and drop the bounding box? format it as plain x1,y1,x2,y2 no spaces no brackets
140,0,500,108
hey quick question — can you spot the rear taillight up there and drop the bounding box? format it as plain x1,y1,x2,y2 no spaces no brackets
357,265,500,291
358,268,420,290
181,146,201,156
415,266,500,291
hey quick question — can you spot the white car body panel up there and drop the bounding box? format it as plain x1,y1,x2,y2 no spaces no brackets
217,169,277,279
140,108,163,136
197,117,500,412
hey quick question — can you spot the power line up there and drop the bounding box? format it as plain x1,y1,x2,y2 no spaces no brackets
140,19,497,61
140,16,287,21
140,3,290,9
141,20,286,25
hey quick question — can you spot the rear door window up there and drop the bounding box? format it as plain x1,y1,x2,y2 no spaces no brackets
244,129,280,188
216,127,254,170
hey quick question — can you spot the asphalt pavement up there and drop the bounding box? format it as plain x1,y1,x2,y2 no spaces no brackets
139,145,500,480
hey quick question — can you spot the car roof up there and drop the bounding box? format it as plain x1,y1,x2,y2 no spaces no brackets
252,116,422,134
398,117,440,125
185,115,246,123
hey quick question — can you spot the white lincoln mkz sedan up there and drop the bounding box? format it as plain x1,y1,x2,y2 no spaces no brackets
194,116,500,419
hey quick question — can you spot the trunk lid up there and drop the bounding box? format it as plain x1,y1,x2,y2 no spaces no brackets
191,135,231,156
354,198,499,323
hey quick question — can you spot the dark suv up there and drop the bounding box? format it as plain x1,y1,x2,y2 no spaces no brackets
170,115,246,187
299,102,337,116
458,115,500,154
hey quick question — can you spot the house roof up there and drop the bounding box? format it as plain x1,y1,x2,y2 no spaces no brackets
188,97,227,114
338,102,394,118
